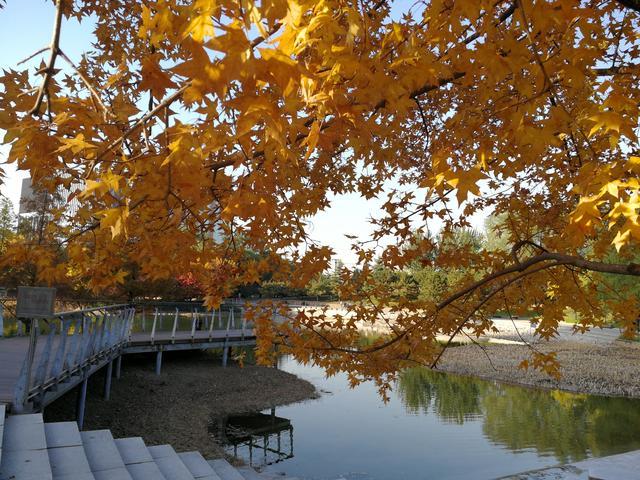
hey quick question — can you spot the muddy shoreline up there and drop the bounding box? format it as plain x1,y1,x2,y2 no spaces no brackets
44,350,318,459
437,340,640,398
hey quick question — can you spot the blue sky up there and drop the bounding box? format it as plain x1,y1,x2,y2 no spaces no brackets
0,0,93,220
0,1,487,265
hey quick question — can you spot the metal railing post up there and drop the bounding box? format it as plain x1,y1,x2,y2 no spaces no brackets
171,308,178,343
241,307,246,341
190,309,196,342
150,308,158,344
208,310,215,340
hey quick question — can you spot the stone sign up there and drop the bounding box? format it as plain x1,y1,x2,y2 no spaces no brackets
16,286,56,318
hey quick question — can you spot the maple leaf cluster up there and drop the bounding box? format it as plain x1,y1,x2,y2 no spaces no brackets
1,0,639,386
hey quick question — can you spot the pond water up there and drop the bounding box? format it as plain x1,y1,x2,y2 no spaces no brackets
213,356,640,480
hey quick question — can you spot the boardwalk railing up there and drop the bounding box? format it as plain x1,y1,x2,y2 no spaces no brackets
13,304,135,410
134,303,250,344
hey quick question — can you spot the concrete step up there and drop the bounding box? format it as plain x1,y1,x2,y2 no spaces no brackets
259,474,301,480
45,421,95,480
0,412,268,480
208,459,245,480
0,413,52,480
573,450,640,480
235,466,264,480
114,437,154,465
179,451,222,480
47,444,95,479
114,437,166,480
81,429,132,479
148,444,195,480
3,413,47,451
45,422,83,450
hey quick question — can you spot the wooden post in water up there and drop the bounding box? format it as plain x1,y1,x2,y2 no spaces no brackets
104,360,113,400
76,376,88,430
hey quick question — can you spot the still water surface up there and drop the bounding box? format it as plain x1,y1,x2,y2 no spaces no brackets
214,356,640,480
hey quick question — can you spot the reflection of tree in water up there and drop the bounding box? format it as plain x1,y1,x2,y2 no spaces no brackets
397,368,640,463
398,368,482,423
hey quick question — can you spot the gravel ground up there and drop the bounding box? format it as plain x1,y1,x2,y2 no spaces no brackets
43,350,317,459
437,340,640,398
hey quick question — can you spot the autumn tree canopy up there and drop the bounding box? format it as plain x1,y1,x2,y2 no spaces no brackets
1,0,639,388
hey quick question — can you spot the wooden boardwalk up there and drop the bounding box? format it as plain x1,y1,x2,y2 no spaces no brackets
0,328,256,411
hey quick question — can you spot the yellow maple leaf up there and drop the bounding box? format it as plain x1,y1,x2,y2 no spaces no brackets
56,134,97,155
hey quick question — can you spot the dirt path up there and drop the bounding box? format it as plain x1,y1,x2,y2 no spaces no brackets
44,350,317,459
438,340,640,398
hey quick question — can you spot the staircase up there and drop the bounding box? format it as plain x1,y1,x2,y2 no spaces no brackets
0,405,299,480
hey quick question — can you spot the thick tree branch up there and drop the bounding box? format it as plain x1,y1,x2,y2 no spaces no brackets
30,0,64,116
310,251,640,358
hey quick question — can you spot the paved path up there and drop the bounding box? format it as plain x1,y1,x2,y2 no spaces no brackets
477,319,622,345
498,449,640,479
296,307,624,345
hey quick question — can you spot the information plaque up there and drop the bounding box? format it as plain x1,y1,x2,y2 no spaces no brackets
16,286,56,318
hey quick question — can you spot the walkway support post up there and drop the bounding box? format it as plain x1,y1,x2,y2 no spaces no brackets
222,346,229,367
115,354,122,379
155,350,163,375
104,360,113,400
76,376,88,430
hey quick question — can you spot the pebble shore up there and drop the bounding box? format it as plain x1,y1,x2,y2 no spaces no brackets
438,340,640,398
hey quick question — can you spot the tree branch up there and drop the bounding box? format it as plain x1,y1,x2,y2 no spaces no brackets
57,48,113,121
30,0,64,116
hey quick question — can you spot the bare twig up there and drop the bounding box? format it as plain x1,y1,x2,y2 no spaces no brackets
86,83,190,177
57,48,113,120
17,46,50,66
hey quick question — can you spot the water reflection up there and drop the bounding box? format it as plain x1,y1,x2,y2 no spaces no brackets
397,368,640,464
210,408,294,467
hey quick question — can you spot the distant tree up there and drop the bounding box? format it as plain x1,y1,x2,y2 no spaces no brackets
307,273,337,298
0,197,16,252
484,214,511,253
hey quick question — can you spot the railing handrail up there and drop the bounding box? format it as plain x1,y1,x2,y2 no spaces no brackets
13,305,135,411
53,303,133,318
10,302,258,411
